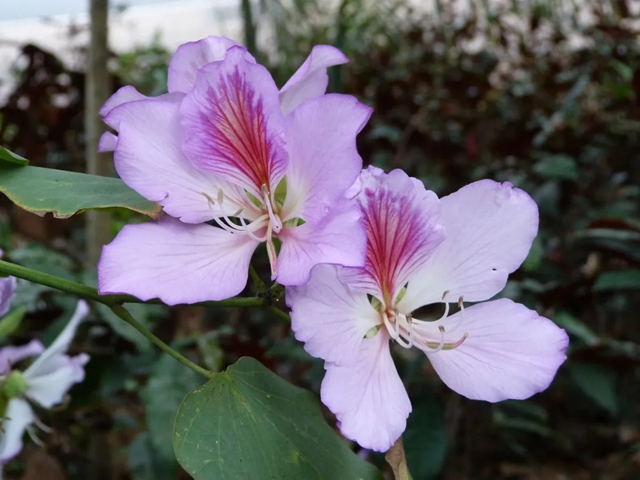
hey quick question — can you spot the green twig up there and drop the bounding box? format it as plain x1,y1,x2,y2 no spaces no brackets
111,304,214,379
0,260,291,376
249,264,266,292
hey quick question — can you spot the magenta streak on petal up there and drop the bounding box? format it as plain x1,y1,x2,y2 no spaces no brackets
201,67,280,194
359,185,436,304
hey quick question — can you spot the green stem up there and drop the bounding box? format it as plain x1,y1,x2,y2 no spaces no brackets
0,260,291,376
111,304,214,379
249,264,265,292
0,260,273,309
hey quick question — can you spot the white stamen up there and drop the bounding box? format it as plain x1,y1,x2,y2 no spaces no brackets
262,185,283,233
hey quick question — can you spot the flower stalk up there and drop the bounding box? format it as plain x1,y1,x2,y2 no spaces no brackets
0,260,290,378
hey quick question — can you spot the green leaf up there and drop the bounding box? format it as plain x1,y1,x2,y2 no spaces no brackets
173,357,381,480
128,432,174,480
568,364,618,414
533,154,579,181
593,269,640,291
142,354,202,471
0,307,26,338
0,146,28,166
0,163,162,219
554,311,599,346
403,393,447,480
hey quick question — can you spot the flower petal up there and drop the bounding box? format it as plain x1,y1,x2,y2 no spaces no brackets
98,218,259,304
100,85,148,117
0,340,44,375
105,94,237,224
167,36,245,94
419,299,569,402
0,276,16,317
400,180,539,311
0,399,33,463
287,264,379,366
24,300,88,379
181,46,288,196
25,353,89,408
277,198,366,286
321,331,411,452
98,131,117,152
280,94,371,225
279,45,348,115
343,167,445,300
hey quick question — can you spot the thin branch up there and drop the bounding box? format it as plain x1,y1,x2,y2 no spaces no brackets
111,304,214,379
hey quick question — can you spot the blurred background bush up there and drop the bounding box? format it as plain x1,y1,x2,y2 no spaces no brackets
0,0,639,478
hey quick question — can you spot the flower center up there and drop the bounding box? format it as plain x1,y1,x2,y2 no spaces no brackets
202,182,286,277
372,290,468,353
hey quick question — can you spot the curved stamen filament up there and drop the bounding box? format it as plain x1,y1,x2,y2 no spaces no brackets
262,184,282,233
202,191,270,240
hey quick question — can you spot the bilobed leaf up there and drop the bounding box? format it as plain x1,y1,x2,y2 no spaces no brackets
0,146,28,166
0,163,162,219
173,357,381,480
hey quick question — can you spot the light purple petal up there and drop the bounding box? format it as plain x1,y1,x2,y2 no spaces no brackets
342,167,445,299
279,45,348,115
99,85,148,117
105,93,237,224
419,299,569,402
25,353,89,408
24,300,88,379
280,94,371,225
98,218,259,305
400,180,539,311
98,131,117,152
180,46,288,197
0,276,16,317
168,36,254,94
0,340,44,375
277,198,366,286
287,264,379,366
0,399,33,463
321,331,411,452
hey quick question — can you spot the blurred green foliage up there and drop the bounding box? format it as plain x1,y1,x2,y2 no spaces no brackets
0,0,639,478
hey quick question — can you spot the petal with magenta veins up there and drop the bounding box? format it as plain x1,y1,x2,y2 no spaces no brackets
399,179,539,311
168,36,255,94
98,218,259,305
279,45,348,115
348,167,444,303
280,94,371,225
277,197,366,286
420,299,569,402
181,46,288,197
105,94,243,224
287,264,379,366
320,330,411,452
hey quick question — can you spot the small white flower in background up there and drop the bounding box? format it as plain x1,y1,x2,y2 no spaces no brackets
0,300,90,469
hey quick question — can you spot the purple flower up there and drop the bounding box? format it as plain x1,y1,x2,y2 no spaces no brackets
98,37,371,305
287,166,569,452
0,301,89,466
0,277,16,319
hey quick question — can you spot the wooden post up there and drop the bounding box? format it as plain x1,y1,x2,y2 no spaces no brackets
85,0,112,268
